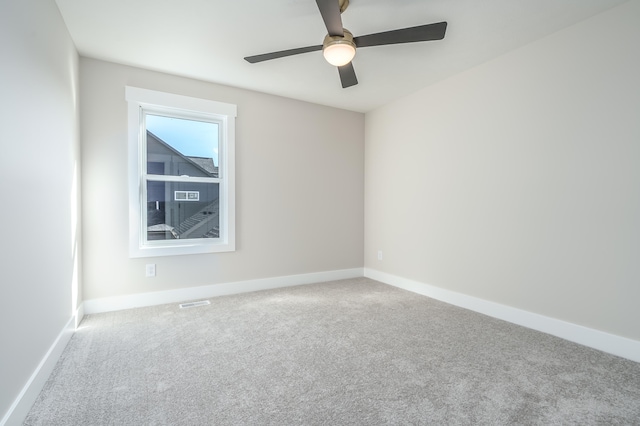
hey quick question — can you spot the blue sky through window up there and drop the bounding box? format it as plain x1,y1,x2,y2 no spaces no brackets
146,114,218,166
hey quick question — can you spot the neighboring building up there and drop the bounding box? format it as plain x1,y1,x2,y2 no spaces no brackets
146,131,220,240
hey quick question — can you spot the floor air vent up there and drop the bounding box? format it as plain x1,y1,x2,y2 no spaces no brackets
179,300,211,309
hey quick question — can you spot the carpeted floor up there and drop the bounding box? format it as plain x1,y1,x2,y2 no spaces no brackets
24,278,640,425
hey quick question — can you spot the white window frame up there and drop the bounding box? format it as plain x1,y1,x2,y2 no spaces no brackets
126,86,236,257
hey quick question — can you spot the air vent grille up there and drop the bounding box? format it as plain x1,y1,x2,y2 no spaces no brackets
179,300,211,309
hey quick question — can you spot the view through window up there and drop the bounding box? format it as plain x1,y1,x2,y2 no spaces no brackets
145,114,220,241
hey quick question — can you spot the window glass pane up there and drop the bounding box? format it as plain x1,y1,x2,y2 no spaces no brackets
146,114,219,178
147,181,220,241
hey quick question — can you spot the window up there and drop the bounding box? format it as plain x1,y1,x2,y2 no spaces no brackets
126,87,236,257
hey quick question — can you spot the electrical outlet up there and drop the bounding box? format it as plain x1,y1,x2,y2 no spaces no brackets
145,264,156,277
377,250,383,261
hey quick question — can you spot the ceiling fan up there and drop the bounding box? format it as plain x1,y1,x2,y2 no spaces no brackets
244,0,447,89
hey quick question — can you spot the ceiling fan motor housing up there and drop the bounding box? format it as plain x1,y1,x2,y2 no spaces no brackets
338,0,349,13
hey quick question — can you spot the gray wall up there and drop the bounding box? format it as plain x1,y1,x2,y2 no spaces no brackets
365,1,640,341
80,58,364,300
0,0,81,420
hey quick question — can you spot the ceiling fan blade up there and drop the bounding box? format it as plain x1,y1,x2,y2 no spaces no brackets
244,45,323,63
354,21,447,48
338,62,358,88
316,0,344,37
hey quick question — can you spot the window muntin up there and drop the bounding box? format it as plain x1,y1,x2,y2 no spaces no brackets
126,87,236,257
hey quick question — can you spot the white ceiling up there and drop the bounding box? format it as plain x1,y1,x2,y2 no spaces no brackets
55,0,628,112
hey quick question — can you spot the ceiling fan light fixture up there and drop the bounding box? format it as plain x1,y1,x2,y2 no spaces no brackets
322,29,356,67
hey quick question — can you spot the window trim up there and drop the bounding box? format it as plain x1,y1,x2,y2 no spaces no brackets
126,86,236,257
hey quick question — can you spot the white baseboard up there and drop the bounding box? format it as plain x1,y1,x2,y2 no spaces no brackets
365,268,640,363
83,268,364,315
0,310,79,426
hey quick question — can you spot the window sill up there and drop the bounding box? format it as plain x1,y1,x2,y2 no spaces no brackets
129,240,235,258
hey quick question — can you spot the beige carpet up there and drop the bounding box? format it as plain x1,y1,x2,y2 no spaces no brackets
24,278,640,425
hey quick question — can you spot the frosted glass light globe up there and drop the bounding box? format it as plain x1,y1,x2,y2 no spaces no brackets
323,43,356,66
